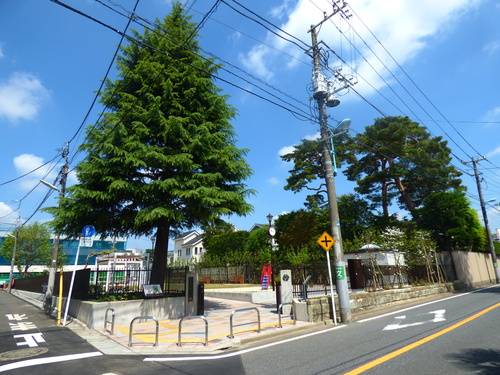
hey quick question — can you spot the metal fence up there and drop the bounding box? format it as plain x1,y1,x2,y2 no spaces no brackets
88,266,188,299
196,265,261,284
289,263,411,300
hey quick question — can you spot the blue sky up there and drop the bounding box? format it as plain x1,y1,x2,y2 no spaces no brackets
1,0,500,250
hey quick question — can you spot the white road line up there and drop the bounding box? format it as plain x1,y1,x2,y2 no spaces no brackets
144,325,347,362
0,351,103,373
356,284,498,323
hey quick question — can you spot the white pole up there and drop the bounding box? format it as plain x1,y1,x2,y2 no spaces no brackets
63,237,81,326
326,250,338,325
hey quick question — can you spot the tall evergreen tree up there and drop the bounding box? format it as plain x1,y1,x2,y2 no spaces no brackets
46,3,253,284
344,116,463,223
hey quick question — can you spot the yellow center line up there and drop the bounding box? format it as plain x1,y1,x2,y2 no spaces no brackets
344,302,500,375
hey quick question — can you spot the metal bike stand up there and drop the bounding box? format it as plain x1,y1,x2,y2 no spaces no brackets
128,316,159,347
229,307,261,339
104,308,115,335
278,302,296,328
177,315,208,346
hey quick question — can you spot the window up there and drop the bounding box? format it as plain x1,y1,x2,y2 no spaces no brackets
177,249,182,257
186,248,191,256
194,247,198,255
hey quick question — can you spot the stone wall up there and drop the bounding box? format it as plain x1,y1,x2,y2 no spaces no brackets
294,283,456,323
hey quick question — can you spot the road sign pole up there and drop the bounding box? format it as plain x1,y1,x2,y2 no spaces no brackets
63,235,81,326
326,250,338,325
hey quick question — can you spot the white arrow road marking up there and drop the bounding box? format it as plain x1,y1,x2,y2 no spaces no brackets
383,316,425,331
383,310,447,331
429,309,446,322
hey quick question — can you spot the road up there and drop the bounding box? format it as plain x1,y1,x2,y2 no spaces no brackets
2,286,500,374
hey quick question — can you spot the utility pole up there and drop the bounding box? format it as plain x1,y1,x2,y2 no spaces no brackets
6,220,19,294
309,3,352,322
466,157,500,283
44,143,69,315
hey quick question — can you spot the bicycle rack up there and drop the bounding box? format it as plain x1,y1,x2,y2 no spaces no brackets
128,316,159,347
104,308,115,335
229,307,261,339
177,315,208,347
278,302,296,328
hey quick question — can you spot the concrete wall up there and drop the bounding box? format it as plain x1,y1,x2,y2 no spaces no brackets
452,251,496,289
67,297,185,329
294,284,455,323
10,289,185,329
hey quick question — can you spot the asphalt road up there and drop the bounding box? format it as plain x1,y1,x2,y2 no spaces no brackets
145,285,500,374
2,286,500,374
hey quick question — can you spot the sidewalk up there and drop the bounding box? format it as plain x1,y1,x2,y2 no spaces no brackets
62,289,318,356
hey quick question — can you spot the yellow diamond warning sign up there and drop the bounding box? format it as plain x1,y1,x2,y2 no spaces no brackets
317,232,335,251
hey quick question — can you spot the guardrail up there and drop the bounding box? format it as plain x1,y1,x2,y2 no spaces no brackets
128,316,159,347
229,307,261,339
278,302,296,328
177,315,208,347
104,308,115,335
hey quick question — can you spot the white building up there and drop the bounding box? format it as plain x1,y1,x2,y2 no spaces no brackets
344,244,406,266
173,230,205,263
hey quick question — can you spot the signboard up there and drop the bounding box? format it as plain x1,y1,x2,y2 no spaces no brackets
335,266,346,280
143,284,164,297
317,232,335,251
80,237,93,247
82,225,95,237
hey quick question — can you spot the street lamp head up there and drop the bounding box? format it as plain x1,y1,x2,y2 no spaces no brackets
335,118,351,131
267,213,273,225
40,179,59,191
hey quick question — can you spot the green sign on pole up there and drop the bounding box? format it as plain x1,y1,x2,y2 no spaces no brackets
494,262,499,269
335,266,345,280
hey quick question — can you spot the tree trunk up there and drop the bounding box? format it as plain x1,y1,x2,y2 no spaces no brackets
393,176,423,225
149,220,170,286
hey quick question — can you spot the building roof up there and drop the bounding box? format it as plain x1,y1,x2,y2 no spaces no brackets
174,230,199,240
183,233,203,247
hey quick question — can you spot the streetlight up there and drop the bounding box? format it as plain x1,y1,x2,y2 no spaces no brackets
329,119,351,176
266,213,275,291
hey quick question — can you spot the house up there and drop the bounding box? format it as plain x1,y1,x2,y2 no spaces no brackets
344,244,406,266
173,230,205,263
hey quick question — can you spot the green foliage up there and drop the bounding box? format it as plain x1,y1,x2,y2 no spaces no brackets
203,230,250,266
337,194,377,241
344,116,463,222
419,191,486,252
44,3,254,285
0,222,56,277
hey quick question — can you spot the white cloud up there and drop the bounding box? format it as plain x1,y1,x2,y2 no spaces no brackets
483,40,500,56
278,145,296,157
13,154,58,191
267,177,279,185
0,72,50,123
0,46,4,59
481,106,500,122
239,44,275,81
0,202,18,224
239,0,480,95
486,146,500,159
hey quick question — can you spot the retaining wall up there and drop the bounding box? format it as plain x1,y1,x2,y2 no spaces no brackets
294,283,457,323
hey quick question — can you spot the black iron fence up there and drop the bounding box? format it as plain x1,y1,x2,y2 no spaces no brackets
88,266,188,299
196,265,261,284
288,263,411,300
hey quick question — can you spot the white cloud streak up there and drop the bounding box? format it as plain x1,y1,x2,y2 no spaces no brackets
239,0,481,96
13,154,58,191
0,72,50,123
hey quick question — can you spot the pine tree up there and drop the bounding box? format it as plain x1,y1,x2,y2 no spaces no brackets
47,3,253,284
